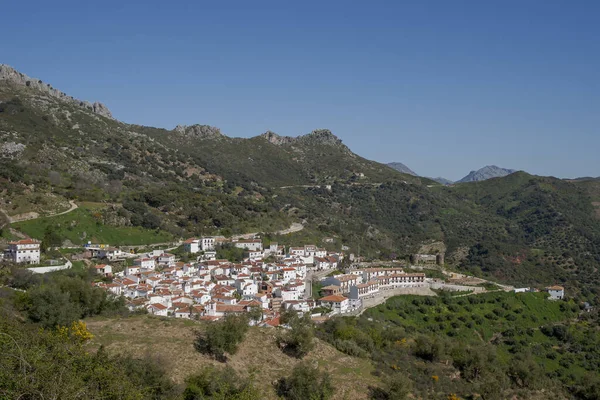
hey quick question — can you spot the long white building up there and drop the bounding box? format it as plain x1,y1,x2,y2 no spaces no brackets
4,239,41,264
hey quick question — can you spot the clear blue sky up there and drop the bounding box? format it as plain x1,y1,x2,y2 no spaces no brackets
3,0,599,180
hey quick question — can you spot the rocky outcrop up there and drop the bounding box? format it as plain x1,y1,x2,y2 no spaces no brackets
260,131,295,145
299,129,344,146
174,124,223,138
0,64,113,119
0,142,26,159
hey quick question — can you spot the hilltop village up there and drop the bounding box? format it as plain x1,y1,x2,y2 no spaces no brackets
2,235,568,325
88,236,430,324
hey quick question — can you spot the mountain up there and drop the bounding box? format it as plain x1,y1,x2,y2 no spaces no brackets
386,162,417,176
457,165,516,183
2,64,600,302
431,177,453,185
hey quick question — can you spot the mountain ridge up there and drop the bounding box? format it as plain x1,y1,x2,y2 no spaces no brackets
0,64,113,119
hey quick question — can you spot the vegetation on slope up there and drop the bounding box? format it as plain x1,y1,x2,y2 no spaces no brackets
318,291,600,399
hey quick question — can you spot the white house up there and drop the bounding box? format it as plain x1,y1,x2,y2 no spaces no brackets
158,253,176,266
289,247,305,256
98,247,123,261
321,274,360,294
201,237,216,251
283,300,311,314
319,295,350,314
124,265,141,275
277,287,299,301
104,283,122,296
134,257,156,270
234,239,263,252
183,238,200,254
147,303,168,316
94,264,113,277
4,239,41,264
546,285,565,300
246,250,263,260
350,280,379,300
281,267,298,282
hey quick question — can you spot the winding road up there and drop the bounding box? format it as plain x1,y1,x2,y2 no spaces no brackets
230,222,304,240
7,200,79,223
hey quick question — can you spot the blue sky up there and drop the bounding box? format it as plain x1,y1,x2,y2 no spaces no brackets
3,0,599,180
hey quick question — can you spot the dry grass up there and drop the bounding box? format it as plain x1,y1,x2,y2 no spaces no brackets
86,315,380,399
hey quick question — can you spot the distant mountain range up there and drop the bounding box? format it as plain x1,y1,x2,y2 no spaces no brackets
386,162,517,184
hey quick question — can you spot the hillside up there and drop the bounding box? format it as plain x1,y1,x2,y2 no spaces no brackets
2,64,600,301
86,315,379,400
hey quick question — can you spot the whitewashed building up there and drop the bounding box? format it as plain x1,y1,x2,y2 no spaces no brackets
4,239,41,264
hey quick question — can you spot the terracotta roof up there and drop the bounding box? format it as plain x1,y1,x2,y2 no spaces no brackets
319,295,348,302
547,285,565,291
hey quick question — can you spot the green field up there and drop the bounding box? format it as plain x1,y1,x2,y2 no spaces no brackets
12,203,174,245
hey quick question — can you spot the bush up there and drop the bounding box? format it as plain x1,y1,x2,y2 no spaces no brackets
194,314,249,361
277,314,315,358
183,366,260,400
413,335,444,362
276,362,334,400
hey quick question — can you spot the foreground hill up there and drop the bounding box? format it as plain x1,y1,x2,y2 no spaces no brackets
2,64,600,301
86,315,379,399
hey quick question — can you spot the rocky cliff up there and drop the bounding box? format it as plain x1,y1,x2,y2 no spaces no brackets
0,64,113,119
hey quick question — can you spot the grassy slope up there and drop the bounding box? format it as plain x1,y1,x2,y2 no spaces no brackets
13,203,173,245
86,315,380,400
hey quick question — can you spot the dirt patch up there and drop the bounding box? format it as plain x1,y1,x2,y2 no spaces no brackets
86,315,379,399
592,202,600,219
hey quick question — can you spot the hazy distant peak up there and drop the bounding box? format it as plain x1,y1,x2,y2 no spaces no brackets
458,165,517,183
387,162,417,176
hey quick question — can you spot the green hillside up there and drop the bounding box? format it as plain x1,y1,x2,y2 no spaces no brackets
2,69,600,302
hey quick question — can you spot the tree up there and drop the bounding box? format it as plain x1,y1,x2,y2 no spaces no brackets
183,366,260,400
42,225,63,251
0,210,9,236
48,170,62,187
24,285,82,328
194,314,249,361
370,374,413,400
277,313,315,358
248,306,263,324
276,362,334,400
413,335,444,362
451,344,497,382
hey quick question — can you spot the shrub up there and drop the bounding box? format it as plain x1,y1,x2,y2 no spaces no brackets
194,314,249,361
183,366,260,400
276,362,334,400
